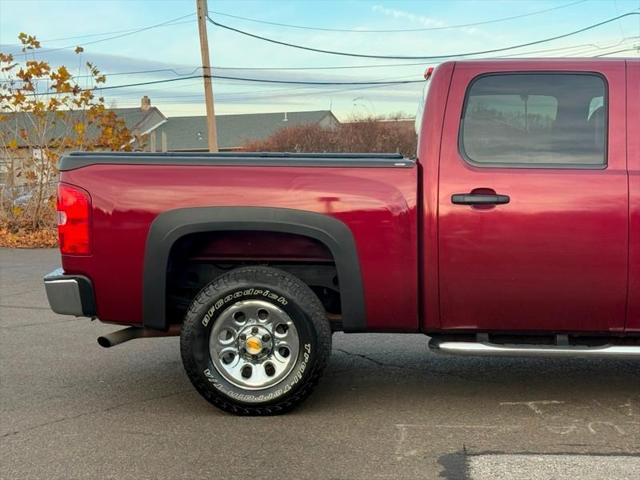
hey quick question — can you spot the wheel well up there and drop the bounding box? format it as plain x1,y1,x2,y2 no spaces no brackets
166,230,342,330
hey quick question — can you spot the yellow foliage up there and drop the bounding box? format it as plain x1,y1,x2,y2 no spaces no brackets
1,32,134,234
18,32,41,50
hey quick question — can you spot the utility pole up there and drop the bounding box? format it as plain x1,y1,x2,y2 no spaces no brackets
196,0,218,152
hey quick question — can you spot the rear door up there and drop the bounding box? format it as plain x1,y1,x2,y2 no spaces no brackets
438,61,628,333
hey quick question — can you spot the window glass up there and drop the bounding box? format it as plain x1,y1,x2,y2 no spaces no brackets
461,74,606,166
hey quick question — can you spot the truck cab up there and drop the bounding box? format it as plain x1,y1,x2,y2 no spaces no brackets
422,59,635,337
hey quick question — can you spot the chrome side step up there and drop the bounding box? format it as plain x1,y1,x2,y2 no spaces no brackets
429,338,640,359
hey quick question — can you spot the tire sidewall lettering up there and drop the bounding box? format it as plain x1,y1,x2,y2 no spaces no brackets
202,288,288,327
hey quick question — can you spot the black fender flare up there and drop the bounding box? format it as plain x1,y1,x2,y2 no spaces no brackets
143,206,366,332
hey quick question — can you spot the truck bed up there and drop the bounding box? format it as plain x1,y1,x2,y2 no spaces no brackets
58,151,419,332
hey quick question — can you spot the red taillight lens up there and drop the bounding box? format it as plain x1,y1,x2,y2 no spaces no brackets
57,183,91,255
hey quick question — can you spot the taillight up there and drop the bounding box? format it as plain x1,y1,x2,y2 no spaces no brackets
57,183,91,255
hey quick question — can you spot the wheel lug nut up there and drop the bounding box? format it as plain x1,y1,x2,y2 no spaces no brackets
239,334,246,341
262,334,270,342
251,327,258,335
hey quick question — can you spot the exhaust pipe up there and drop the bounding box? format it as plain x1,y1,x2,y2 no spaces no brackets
97,324,181,348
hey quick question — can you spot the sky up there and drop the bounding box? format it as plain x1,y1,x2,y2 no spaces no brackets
0,0,639,120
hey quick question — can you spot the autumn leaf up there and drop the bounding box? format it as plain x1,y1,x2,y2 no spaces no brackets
0,226,58,248
18,32,41,51
12,91,26,105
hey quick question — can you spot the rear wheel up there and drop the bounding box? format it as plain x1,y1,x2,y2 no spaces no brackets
180,266,331,415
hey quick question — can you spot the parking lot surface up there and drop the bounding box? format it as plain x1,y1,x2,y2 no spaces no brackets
1,248,639,479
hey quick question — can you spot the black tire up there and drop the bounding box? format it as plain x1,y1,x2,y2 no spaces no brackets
180,266,332,415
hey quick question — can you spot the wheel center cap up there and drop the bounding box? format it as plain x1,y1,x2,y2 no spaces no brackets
245,336,263,355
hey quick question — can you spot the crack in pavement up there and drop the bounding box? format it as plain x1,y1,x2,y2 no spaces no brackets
1,389,191,439
335,348,389,367
334,348,492,384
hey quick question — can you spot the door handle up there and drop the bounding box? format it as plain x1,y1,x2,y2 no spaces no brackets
451,193,510,205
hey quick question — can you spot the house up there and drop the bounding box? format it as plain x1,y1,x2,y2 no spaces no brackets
0,96,165,150
0,96,166,184
151,110,340,152
0,101,339,187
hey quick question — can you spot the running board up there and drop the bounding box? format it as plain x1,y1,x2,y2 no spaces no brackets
429,337,640,359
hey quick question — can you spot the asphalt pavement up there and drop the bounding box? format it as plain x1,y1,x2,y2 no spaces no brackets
1,248,639,479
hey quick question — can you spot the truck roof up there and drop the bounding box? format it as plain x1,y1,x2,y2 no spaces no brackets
445,57,633,68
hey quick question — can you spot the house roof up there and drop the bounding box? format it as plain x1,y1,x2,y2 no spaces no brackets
0,106,166,147
156,110,338,151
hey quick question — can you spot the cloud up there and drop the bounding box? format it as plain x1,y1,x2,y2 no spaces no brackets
371,4,484,36
372,5,447,28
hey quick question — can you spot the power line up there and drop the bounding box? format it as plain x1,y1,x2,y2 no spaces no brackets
208,1,588,33
6,30,638,86
4,35,637,89
39,17,195,43
25,74,426,96
125,75,425,87
4,31,638,86
77,67,202,79
105,81,421,107
595,46,640,56
106,72,423,99
35,13,195,53
207,12,640,60
62,34,640,76
108,80,418,102
499,35,640,57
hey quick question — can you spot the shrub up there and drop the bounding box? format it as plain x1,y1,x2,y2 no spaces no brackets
243,116,417,157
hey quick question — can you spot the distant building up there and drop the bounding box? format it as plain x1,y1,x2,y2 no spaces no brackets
0,96,166,151
0,98,339,186
152,110,340,152
0,97,166,185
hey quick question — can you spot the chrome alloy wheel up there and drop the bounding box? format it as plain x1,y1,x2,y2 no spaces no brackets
209,299,300,390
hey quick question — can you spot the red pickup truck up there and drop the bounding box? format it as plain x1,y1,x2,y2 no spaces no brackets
45,59,639,415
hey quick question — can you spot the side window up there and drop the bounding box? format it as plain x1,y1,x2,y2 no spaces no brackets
460,73,607,167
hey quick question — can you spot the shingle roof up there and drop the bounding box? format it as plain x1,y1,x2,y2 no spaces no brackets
156,110,338,151
0,107,165,147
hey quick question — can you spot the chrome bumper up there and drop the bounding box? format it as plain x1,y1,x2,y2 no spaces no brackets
43,268,96,317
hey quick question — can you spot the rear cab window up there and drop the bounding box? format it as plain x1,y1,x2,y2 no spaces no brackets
460,73,607,168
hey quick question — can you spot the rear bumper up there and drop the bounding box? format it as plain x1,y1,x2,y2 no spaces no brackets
44,268,96,317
